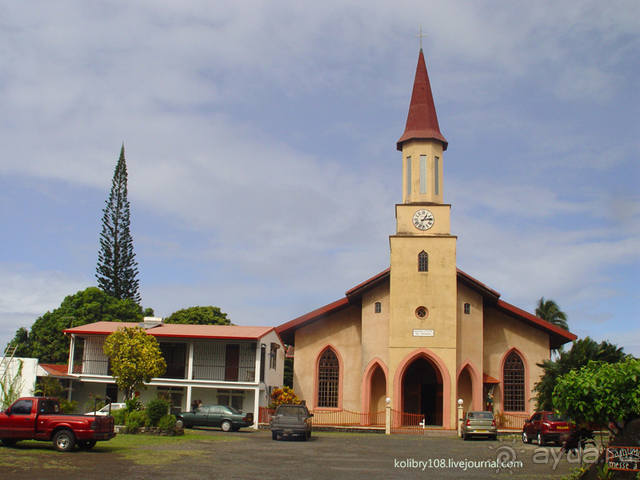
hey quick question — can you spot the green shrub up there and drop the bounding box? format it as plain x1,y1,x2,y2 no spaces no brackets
112,408,128,426
59,400,78,413
146,398,170,426
126,409,149,432
157,414,177,431
126,398,143,412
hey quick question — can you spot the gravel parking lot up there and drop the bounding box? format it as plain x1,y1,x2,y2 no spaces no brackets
0,429,584,479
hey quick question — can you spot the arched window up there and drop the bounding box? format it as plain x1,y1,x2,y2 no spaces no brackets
503,351,525,411
317,348,339,408
418,251,429,272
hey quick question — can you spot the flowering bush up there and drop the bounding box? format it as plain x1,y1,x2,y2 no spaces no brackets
269,386,301,408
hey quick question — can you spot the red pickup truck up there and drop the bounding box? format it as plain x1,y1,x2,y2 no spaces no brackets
0,397,115,451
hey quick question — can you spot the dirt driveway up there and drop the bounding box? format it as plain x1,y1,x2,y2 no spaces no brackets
0,429,586,479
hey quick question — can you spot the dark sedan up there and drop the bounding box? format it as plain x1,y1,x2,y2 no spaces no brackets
175,405,254,432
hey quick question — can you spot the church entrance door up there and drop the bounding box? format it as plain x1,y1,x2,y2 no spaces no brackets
402,357,443,426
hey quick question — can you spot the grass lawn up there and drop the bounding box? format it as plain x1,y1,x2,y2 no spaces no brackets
0,429,248,470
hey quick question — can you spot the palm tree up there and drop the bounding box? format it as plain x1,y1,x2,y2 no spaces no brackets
535,297,569,330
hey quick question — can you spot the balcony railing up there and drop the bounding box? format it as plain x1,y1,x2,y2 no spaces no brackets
73,360,255,383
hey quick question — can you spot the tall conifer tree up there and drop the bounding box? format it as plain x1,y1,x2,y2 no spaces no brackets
96,144,141,303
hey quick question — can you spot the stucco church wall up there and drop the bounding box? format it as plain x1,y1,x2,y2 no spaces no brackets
293,305,362,410
361,283,390,372
483,308,549,415
456,282,483,410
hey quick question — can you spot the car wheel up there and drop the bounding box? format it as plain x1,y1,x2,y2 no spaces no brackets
175,419,184,429
79,440,97,449
522,431,529,444
301,432,308,441
53,429,76,452
272,431,278,440
1,439,17,447
221,420,232,432
537,433,545,446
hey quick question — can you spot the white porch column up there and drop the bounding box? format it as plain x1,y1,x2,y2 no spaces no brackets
254,342,261,383
185,385,192,412
187,342,194,380
253,387,260,430
67,334,76,375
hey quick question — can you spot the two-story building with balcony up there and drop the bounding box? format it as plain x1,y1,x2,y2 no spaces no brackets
63,318,284,426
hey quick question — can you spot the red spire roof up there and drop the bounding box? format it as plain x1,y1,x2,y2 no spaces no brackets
397,49,448,151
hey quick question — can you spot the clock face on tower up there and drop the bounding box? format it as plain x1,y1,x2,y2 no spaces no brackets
412,209,434,231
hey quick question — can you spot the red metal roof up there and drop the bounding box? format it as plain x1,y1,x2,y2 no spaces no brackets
39,364,70,377
483,373,500,384
275,297,350,344
345,268,390,297
456,268,501,300
64,321,276,340
397,49,448,151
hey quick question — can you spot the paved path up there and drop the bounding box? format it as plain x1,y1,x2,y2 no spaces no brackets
0,429,587,479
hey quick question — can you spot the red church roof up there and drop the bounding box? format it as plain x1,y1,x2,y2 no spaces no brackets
397,49,448,151
276,267,576,348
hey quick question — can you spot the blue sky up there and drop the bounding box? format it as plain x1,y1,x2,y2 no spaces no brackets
1,1,638,356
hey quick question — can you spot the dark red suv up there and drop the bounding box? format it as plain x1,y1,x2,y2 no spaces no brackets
522,411,572,445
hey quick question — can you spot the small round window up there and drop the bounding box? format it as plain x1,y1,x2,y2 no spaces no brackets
415,306,428,319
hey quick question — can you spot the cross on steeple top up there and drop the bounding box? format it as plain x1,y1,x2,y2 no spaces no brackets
417,25,427,50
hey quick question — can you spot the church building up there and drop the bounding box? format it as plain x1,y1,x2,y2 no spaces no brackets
276,49,576,429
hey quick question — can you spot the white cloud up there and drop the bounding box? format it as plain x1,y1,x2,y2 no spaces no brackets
0,265,86,316
0,265,88,349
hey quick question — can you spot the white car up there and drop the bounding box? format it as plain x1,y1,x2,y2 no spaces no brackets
85,403,126,416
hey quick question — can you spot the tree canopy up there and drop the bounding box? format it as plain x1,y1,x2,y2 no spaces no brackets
103,326,166,400
164,306,232,325
8,287,146,363
96,144,141,303
535,297,569,331
534,336,626,411
553,358,640,427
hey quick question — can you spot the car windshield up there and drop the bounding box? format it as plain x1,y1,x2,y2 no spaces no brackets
468,412,493,419
277,406,306,417
548,413,567,422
